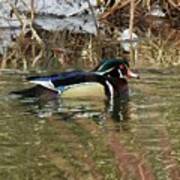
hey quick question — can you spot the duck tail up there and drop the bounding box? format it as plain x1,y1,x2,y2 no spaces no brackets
26,76,41,81
10,85,40,98
9,85,58,98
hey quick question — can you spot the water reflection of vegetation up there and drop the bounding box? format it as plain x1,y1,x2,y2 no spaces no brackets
1,69,180,179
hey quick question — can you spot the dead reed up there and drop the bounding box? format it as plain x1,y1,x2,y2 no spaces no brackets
0,0,179,70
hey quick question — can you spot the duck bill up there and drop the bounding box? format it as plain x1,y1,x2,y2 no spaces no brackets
127,69,140,79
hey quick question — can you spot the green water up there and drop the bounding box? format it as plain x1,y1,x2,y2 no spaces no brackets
0,68,180,180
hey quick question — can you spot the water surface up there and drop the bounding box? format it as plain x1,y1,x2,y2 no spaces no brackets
0,68,180,179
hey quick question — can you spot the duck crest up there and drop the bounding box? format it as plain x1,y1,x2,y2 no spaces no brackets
95,58,129,73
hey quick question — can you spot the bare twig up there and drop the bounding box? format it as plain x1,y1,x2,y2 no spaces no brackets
129,0,136,63
7,0,23,26
129,0,135,39
167,0,180,9
32,49,43,67
100,0,131,19
87,0,99,35
30,0,35,22
87,0,102,64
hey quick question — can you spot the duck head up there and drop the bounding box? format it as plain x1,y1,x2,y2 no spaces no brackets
95,58,140,80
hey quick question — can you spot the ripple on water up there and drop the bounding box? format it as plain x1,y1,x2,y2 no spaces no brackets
0,68,180,179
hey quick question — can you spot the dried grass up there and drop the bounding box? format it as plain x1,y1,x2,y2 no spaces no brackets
0,0,179,70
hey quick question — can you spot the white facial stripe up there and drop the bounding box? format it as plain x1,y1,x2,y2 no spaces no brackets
96,67,115,75
118,69,124,78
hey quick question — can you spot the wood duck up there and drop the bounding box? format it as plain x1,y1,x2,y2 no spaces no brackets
11,58,139,101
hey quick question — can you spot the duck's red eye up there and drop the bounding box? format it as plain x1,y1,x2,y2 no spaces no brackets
119,64,125,69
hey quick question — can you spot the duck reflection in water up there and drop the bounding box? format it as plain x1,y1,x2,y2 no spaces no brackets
13,87,131,129
10,59,139,127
